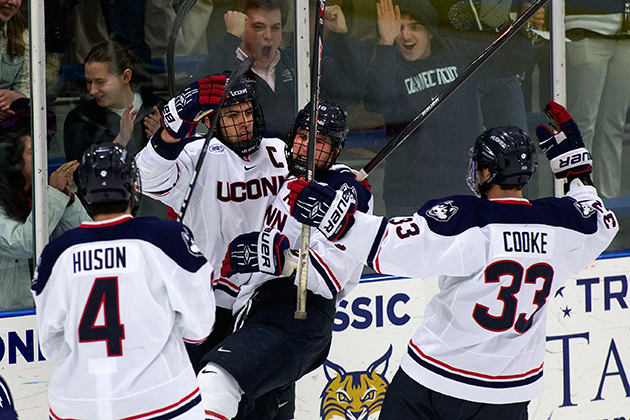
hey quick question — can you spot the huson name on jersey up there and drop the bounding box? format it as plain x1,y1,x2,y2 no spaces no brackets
73,246,127,273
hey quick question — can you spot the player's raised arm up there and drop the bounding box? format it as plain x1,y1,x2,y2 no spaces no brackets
161,75,226,141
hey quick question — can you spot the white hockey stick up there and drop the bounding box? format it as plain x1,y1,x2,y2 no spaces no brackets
295,0,326,320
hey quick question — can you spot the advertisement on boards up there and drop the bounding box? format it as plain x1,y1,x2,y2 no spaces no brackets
0,255,628,419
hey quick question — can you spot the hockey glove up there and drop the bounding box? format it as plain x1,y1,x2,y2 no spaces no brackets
220,227,290,278
288,179,356,241
161,75,226,139
535,100,592,179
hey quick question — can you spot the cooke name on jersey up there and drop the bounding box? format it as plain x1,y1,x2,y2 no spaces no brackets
502,230,548,254
73,246,127,273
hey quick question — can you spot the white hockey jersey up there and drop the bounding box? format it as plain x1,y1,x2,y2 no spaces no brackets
336,185,618,404
135,135,288,308
232,165,374,314
32,215,215,420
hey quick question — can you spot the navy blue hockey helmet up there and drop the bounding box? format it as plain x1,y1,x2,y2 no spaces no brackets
286,100,349,177
79,143,141,208
215,75,265,157
467,126,537,197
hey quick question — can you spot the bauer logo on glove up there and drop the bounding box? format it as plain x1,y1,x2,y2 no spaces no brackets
535,100,593,180
288,180,357,241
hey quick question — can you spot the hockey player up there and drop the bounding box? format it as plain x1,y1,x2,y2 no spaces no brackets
135,73,293,419
32,143,215,419
287,101,618,419
135,75,288,313
197,100,373,420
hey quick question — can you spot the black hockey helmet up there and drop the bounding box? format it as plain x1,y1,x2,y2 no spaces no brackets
467,126,537,197
215,75,265,157
78,143,141,209
286,100,349,177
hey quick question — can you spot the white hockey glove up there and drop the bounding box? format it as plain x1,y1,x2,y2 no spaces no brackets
288,179,356,241
535,100,593,180
221,228,292,278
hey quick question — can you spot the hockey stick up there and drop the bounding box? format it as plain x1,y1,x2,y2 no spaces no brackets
167,0,198,97
178,56,255,223
295,0,326,320
355,0,548,182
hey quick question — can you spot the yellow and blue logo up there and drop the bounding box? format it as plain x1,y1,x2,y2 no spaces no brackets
319,345,392,420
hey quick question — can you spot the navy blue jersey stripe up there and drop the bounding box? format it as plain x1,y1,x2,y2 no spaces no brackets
147,186,174,196
407,347,543,389
33,217,207,296
149,393,201,420
309,252,338,297
367,218,389,271
213,283,239,298
420,195,599,237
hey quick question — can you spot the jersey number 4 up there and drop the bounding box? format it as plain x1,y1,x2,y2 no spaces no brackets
473,261,553,334
78,277,126,356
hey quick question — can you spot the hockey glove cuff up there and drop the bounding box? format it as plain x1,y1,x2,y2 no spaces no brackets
288,179,356,241
535,100,593,179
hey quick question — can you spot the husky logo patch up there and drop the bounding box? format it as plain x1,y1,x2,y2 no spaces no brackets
209,144,226,154
426,200,458,222
182,227,204,257
320,345,392,420
573,200,596,218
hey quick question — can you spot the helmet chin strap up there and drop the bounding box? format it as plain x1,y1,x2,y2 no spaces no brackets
479,181,491,199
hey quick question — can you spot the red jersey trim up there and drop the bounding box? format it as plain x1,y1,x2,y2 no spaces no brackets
409,340,543,380
80,215,133,229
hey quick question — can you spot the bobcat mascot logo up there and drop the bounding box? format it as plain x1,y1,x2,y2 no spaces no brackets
320,345,392,420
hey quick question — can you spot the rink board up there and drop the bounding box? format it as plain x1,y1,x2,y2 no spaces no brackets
1,255,629,419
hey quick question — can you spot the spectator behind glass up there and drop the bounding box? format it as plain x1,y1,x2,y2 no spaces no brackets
565,0,630,198
365,0,533,217
0,125,91,311
190,0,369,140
0,0,29,122
428,0,536,131
64,41,166,165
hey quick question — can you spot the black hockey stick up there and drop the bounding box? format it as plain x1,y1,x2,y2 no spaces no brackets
295,0,326,320
178,56,255,223
355,0,548,182
167,0,198,97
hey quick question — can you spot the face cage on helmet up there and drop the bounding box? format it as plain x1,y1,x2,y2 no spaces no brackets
287,131,341,178
216,101,264,157
466,147,481,197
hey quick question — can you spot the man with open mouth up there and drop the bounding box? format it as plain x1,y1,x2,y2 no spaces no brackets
189,0,369,141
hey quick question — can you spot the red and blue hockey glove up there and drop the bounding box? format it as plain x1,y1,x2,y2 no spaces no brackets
220,227,290,278
288,179,356,241
535,100,592,179
161,75,226,139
